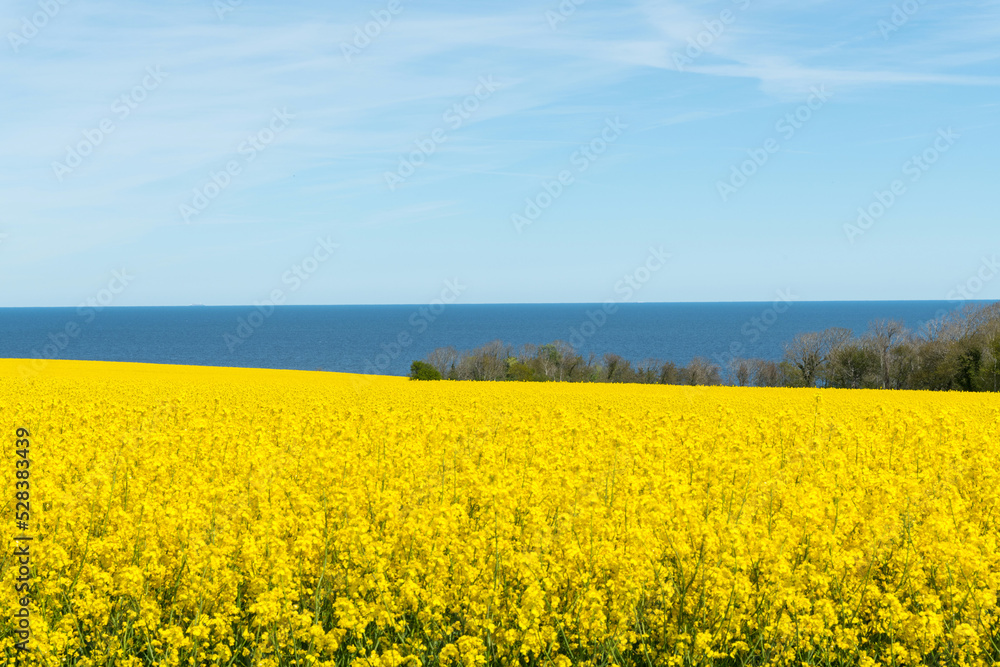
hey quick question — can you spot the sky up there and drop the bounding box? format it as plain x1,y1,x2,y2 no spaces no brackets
1,0,998,307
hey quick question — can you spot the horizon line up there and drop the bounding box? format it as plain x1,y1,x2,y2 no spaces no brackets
1,299,995,309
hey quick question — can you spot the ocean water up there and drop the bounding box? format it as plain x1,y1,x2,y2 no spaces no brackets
0,301,979,377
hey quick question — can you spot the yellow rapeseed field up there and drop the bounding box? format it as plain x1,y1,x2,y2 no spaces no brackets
2,359,1000,667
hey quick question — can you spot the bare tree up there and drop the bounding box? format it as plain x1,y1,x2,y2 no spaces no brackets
637,358,661,384
479,340,512,381
658,361,680,384
558,344,585,381
602,353,636,383
750,359,782,387
425,346,458,378
824,327,854,350
729,357,752,387
782,328,849,387
783,332,824,387
453,340,510,381
867,320,907,389
687,357,721,386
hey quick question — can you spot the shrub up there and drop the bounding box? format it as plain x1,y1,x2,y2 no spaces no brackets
409,361,442,381
505,360,537,382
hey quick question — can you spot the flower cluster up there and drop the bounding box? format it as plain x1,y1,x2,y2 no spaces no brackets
2,360,999,666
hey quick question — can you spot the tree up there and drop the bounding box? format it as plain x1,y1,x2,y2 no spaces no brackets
505,356,536,381
409,361,442,381
686,357,721,386
911,338,957,391
537,343,561,380
561,350,585,381
980,332,1000,392
468,340,510,381
783,328,848,387
825,341,879,389
602,353,636,383
658,361,680,385
783,333,825,387
729,358,752,387
955,343,983,392
751,359,783,388
867,320,907,389
425,346,458,378
636,359,661,384
887,342,917,389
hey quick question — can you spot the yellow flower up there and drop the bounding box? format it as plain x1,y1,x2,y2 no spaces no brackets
4,359,1000,665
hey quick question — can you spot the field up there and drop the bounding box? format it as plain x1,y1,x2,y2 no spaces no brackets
2,360,1000,666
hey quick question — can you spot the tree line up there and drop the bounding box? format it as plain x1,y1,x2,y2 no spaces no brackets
410,302,1000,391
410,340,722,385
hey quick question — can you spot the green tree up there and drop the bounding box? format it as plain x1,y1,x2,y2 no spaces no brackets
980,332,1000,391
409,361,442,381
825,342,879,389
505,357,537,381
955,344,983,392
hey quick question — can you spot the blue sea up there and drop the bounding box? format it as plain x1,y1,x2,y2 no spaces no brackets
0,302,982,377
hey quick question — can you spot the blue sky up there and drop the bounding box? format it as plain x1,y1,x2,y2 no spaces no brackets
1,0,998,306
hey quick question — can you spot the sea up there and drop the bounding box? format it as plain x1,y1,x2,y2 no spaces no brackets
0,301,982,377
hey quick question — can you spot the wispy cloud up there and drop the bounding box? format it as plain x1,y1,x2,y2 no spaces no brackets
2,0,998,305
